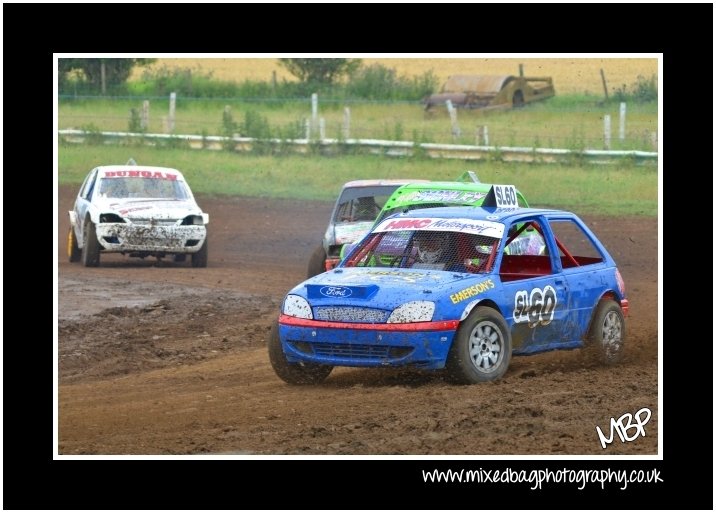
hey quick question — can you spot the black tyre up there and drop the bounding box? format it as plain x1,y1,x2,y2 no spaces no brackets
81,220,100,267
584,299,625,364
191,238,208,268
306,243,327,278
512,90,524,108
446,306,512,384
268,320,332,385
67,226,81,263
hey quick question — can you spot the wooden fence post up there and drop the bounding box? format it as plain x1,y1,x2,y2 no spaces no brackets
342,107,351,139
100,60,106,95
600,69,609,101
141,101,149,130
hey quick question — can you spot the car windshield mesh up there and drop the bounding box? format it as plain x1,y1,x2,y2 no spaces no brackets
343,230,499,273
98,177,189,200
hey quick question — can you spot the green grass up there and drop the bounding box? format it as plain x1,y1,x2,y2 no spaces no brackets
58,144,657,216
58,96,658,151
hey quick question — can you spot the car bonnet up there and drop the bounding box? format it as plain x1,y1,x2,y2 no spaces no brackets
98,198,202,219
293,266,473,304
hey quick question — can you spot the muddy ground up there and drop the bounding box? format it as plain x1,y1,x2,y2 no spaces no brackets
57,185,658,455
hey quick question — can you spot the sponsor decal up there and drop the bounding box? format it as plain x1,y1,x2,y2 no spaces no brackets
396,190,487,205
319,286,353,298
375,217,504,238
449,279,495,304
117,206,153,215
513,285,557,328
104,170,178,180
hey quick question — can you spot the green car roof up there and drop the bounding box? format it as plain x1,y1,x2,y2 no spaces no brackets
377,181,529,223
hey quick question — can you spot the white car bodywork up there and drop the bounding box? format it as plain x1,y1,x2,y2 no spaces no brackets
68,165,209,267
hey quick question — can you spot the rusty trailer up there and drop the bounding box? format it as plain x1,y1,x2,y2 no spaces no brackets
424,74,555,111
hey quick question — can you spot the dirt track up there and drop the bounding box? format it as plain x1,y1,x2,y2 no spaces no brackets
58,185,658,455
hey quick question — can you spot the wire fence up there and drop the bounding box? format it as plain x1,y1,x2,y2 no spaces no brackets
58,95,658,152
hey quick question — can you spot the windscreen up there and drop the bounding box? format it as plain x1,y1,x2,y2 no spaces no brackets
343,229,501,274
97,177,190,200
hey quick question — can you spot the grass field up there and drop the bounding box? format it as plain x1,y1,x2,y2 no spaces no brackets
132,56,659,96
58,144,657,217
58,94,658,150
61,57,659,218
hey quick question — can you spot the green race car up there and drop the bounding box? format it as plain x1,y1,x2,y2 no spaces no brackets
337,178,531,262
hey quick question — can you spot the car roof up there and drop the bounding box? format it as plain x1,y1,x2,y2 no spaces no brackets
393,181,495,193
381,181,528,211
397,205,569,224
96,165,186,179
341,179,430,188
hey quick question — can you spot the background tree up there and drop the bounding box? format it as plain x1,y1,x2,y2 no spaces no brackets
278,58,362,86
59,58,156,93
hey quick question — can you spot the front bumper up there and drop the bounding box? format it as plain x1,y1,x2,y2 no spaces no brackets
278,314,459,369
95,223,207,253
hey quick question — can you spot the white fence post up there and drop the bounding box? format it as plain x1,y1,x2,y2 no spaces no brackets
619,102,626,141
311,93,318,132
342,107,351,139
476,125,489,146
446,100,461,138
141,100,149,130
603,114,611,150
168,92,176,133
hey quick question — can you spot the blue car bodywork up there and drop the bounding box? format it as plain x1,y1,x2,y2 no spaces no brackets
272,199,628,384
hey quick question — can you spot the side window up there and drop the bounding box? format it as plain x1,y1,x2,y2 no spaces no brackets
499,220,552,281
335,194,390,223
547,219,604,268
80,169,98,200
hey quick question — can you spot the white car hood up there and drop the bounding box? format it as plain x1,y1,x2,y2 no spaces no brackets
98,198,202,220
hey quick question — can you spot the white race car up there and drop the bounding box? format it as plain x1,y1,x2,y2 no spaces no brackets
67,163,209,267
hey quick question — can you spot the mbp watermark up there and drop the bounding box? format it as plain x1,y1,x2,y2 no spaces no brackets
596,407,652,449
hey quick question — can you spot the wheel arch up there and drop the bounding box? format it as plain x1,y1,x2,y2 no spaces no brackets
584,290,622,338
459,298,501,322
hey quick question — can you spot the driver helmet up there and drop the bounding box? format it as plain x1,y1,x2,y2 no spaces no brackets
414,232,448,264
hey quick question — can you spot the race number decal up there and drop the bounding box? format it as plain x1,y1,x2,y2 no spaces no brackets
493,185,518,208
513,285,557,328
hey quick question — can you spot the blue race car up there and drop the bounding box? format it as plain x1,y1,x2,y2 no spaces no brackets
269,186,628,385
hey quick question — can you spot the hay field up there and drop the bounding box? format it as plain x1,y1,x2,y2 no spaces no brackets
133,56,658,95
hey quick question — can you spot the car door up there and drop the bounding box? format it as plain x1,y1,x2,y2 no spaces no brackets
544,215,611,342
497,217,574,354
